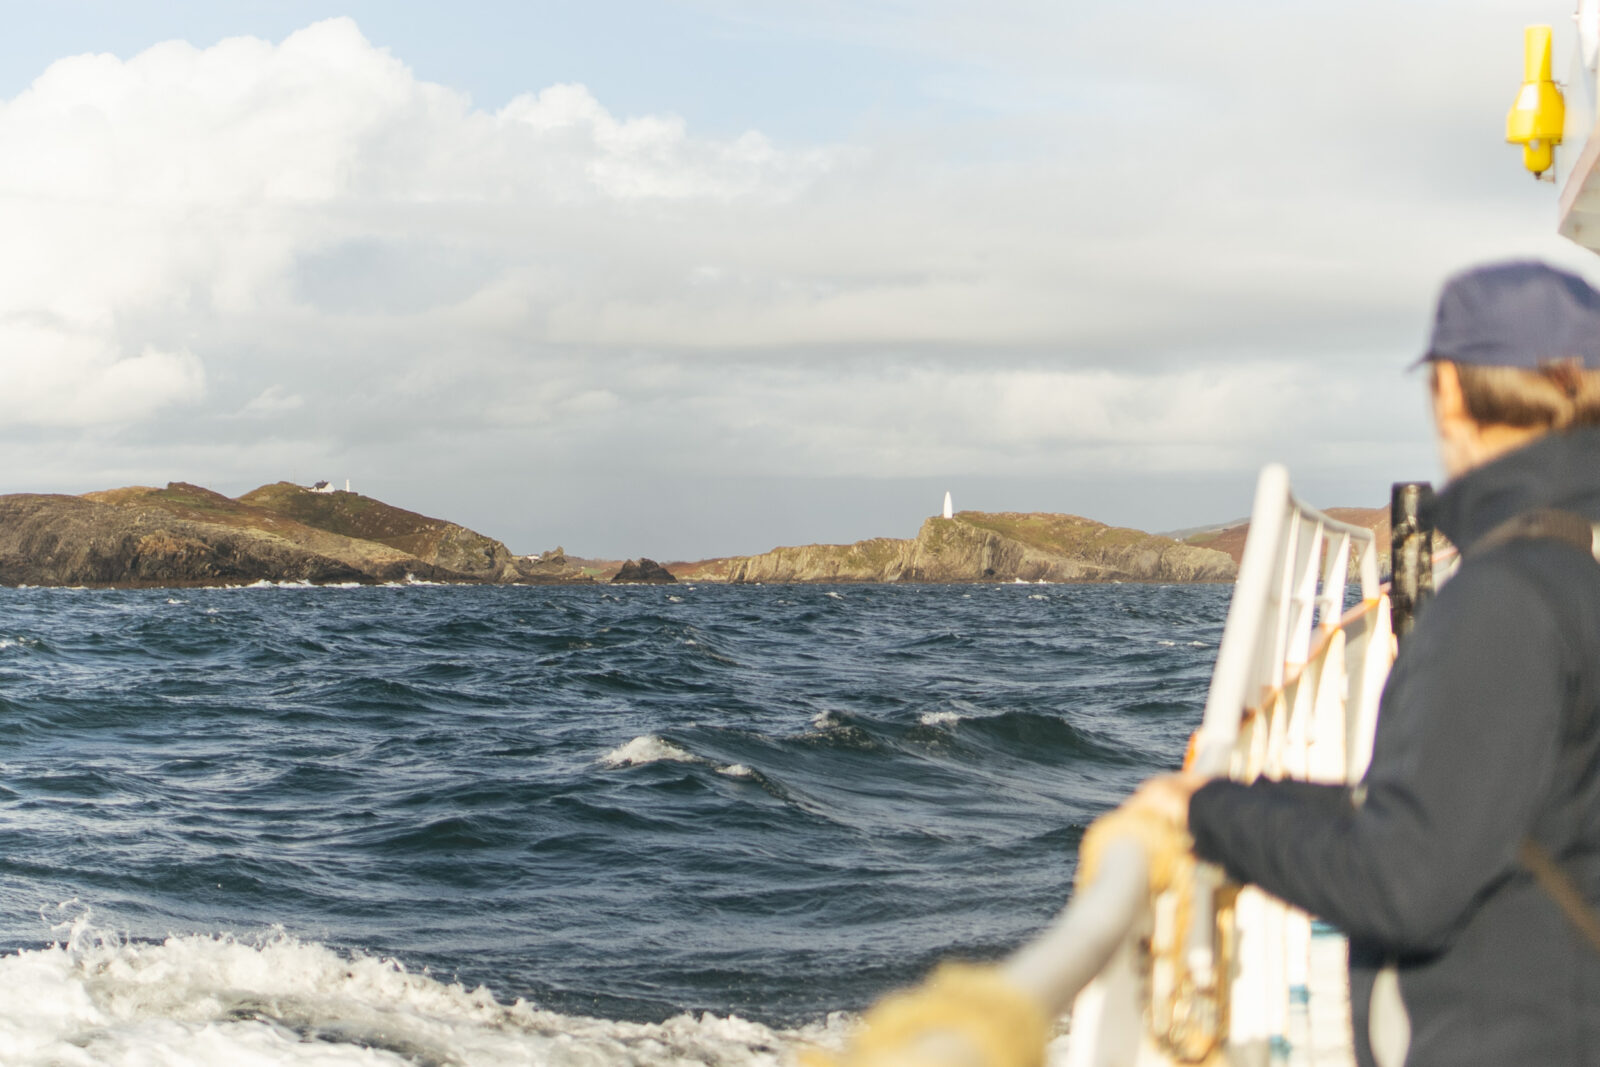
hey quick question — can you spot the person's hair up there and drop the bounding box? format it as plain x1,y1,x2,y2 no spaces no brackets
1436,358,1600,430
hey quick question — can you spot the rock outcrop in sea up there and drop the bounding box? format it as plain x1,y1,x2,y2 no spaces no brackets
0,482,591,588
693,511,1237,584
610,559,677,584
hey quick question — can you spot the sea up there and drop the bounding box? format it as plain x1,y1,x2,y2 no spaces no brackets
0,580,1230,1066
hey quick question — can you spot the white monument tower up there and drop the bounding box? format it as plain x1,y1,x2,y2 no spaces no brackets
942,491,953,520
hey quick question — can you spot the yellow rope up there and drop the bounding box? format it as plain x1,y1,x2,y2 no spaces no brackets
1077,804,1191,893
800,962,1051,1067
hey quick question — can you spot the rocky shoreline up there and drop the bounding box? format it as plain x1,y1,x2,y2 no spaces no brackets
0,480,1394,589
677,511,1238,585
0,482,592,589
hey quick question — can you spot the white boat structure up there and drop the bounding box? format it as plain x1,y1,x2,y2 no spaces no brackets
1559,2,1600,244
1527,3,1600,249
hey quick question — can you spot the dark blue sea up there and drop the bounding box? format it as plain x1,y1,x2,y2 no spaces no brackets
0,581,1228,1065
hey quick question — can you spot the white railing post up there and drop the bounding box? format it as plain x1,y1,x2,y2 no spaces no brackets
931,465,1397,1067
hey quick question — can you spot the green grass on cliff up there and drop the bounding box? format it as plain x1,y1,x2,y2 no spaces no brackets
85,483,289,532
954,511,1173,555
845,538,904,569
238,482,447,549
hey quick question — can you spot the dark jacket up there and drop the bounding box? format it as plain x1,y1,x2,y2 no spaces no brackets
1189,426,1600,1067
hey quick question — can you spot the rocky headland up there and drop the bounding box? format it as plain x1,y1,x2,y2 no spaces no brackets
1,481,1398,590
0,482,591,588
676,511,1238,584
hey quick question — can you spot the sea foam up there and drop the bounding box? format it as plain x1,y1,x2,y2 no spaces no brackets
599,735,697,768
601,736,757,781
0,919,848,1066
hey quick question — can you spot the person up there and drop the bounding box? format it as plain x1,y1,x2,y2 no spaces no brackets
1132,260,1600,1067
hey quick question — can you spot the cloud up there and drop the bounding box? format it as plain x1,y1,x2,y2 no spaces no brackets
0,9,1579,553
0,317,203,426
239,386,304,417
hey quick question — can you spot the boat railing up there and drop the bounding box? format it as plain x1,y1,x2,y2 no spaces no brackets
814,464,1393,1067
1055,462,1391,1066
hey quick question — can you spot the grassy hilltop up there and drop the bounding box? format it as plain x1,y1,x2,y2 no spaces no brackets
0,481,588,588
677,510,1238,584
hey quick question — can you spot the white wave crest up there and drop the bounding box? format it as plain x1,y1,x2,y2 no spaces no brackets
224,580,370,591
918,711,962,728
717,763,755,779
0,918,849,1066
599,735,696,768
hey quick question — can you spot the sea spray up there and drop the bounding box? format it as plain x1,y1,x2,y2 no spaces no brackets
0,920,851,1066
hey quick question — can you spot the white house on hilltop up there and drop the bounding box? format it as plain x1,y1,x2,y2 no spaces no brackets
309,479,353,494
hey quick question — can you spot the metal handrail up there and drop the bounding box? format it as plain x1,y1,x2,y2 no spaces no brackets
1015,465,1388,1063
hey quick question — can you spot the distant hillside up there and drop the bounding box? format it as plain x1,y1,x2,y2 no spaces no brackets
238,482,518,579
0,481,590,588
685,511,1237,584
1177,505,1450,580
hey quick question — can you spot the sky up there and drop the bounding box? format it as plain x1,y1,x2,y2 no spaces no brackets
0,0,1595,559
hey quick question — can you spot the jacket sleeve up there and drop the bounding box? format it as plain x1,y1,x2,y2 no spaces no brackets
1187,555,1569,951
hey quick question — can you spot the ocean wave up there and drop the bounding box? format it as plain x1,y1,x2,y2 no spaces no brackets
601,736,769,786
0,636,46,652
599,735,698,768
0,582,1221,1029
225,579,368,590
956,711,1141,764
1,915,849,1067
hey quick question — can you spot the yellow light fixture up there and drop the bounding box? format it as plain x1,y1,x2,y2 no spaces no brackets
1507,24,1565,177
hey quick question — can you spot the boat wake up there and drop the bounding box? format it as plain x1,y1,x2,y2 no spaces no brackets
4,909,849,1066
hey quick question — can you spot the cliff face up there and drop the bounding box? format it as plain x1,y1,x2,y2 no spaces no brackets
1,482,590,588
722,511,1237,584
0,493,375,587
237,482,519,580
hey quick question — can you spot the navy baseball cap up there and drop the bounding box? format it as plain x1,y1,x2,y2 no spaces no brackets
1422,260,1600,369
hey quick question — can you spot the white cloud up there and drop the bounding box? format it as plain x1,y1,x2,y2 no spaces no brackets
0,316,203,426
0,8,1576,552
239,386,304,416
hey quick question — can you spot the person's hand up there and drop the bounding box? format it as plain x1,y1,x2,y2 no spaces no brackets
1077,771,1213,891
1126,771,1211,829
